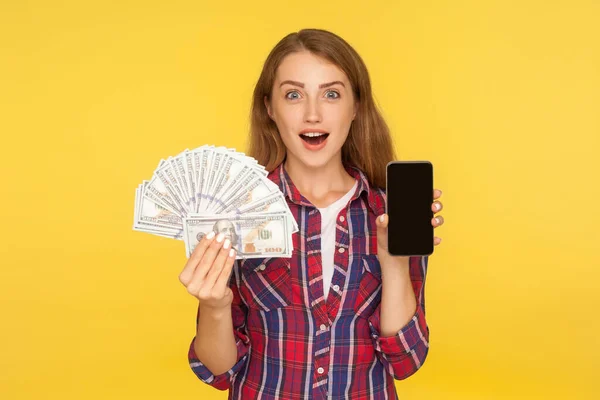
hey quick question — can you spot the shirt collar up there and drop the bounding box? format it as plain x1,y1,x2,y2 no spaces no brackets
267,162,383,215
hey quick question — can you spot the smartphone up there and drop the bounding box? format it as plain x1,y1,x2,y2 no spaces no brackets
386,161,434,256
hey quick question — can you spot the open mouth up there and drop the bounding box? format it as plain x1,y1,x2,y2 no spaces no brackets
299,132,329,146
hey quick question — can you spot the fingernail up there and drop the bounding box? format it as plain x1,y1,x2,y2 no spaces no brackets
223,238,231,249
434,203,441,211
379,215,385,223
435,217,441,224
216,233,225,242
206,231,215,239
229,249,235,257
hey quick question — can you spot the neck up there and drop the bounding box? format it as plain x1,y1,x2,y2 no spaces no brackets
283,153,356,207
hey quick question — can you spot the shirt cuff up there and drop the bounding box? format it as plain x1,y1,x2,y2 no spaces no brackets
368,304,429,357
188,335,249,391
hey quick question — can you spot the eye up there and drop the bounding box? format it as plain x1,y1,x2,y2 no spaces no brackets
285,91,301,100
325,90,340,99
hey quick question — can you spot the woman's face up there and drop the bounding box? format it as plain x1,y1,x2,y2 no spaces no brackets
265,51,357,170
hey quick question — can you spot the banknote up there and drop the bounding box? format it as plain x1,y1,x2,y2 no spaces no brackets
216,169,280,214
133,145,297,258
237,191,298,232
182,212,292,259
133,184,183,239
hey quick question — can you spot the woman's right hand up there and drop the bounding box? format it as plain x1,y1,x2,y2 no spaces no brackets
179,231,237,311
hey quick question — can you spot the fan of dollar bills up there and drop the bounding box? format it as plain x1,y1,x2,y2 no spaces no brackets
133,145,298,259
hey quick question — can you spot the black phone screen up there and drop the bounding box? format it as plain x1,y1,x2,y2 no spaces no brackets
386,161,434,256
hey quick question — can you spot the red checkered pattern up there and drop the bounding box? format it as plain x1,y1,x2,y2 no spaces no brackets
188,163,430,399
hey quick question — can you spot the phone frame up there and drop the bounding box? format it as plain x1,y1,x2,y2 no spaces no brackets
385,160,434,257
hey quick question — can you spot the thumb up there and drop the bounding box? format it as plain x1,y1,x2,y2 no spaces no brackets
376,213,388,230
376,214,388,248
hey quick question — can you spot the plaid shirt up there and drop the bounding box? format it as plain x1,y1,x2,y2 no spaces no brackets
188,163,430,399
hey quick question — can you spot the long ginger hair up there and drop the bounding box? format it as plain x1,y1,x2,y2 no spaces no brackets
247,28,396,189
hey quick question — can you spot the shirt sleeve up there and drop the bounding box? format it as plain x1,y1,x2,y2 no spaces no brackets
367,255,430,380
187,262,250,391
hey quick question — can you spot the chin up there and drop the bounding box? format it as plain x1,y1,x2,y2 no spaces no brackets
296,151,340,170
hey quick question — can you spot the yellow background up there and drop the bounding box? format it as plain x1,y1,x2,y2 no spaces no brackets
1,0,598,398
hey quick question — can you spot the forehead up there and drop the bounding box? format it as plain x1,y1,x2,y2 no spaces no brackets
275,51,349,85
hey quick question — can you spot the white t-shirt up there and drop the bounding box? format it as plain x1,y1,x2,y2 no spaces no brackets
317,179,358,301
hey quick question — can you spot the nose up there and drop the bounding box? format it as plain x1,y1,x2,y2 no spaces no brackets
303,98,322,123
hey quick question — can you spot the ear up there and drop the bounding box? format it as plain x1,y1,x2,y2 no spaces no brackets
353,101,359,120
264,96,273,120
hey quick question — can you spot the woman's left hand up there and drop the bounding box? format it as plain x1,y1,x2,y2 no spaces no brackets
376,189,444,264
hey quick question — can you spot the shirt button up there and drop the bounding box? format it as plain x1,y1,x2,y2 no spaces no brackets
338,247,345,254
320,324,327,331
258,264,266,271
333,284,339,291
339,215,345,222
317,367,325,374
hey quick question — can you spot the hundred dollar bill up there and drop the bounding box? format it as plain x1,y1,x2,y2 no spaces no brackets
215,170,280,214
182,212,292,259
154,161,188,215
206,154,268,212
142,177,180,215
164,156,191,212
136,183,183,230
183,149,197,211
209,165,252,211
203,147,241,209
193,146,211,213
170,154,191,209
133,185,183,239
204,147,226,208
197,146,218,212
236,191,298,233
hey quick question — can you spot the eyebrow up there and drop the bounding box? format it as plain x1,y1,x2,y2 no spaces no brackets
279,80,345,89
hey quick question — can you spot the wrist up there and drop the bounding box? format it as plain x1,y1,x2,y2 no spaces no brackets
199,303,232,320
377,249,410,272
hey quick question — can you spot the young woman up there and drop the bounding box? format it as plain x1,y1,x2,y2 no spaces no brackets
179,28,445,399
